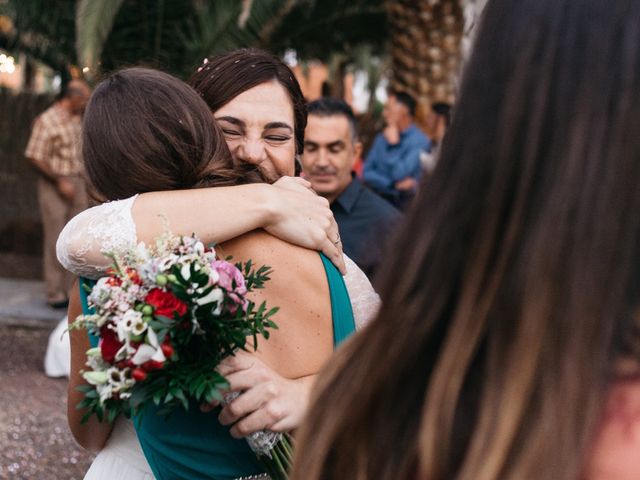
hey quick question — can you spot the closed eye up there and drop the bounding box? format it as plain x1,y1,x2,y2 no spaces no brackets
265,135,290,142
222,129,241,136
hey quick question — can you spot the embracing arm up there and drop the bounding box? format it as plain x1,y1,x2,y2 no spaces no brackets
67,280,115,451
57,177,345,279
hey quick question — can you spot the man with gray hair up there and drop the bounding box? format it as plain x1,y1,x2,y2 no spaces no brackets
302,97,400,278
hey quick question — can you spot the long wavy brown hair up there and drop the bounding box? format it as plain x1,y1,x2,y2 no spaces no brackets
291,0,640,479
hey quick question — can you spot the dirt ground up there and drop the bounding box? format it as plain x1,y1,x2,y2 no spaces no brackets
0,325,93,479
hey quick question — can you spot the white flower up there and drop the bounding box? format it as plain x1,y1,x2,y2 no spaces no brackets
82,314,106,328
132,344,156,365
116,310,143,341
180,263,192,281
135,242,151,262
157,253,179,272
131,334,166,365
86,355,108,371
83,371,109,385
196,287,223,312
106,367,134,394
207,268,220,286
86,347,101,357
97,383,113,404
146,327,159,348
131,317,147,336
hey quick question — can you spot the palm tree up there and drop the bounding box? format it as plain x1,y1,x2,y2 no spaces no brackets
0,0,77,82
74,0,386,80
386,0,464,120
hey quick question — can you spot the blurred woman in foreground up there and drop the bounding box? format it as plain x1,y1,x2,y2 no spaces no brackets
292,0,640,479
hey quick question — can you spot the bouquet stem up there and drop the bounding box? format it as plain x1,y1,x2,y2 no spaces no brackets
256,433,294,480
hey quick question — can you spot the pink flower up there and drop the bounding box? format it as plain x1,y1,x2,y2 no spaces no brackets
211,260,248,312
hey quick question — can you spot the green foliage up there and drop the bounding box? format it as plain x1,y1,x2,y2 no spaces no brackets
267,0,386,61
2,0,387,80
75,0,125,74
1,0,77,78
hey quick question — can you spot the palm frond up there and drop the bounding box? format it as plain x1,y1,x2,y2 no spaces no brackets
75,0,125,75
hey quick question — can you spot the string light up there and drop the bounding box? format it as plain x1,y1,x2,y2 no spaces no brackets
0,53,15,74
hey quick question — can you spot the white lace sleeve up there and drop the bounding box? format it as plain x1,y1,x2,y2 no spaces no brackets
342,255,380,330
56,196,139,279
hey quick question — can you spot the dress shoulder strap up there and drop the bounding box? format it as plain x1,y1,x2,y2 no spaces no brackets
319,254,356,346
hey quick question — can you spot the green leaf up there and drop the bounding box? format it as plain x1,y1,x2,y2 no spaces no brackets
75,0,125,75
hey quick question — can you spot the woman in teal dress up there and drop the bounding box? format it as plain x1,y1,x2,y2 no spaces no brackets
66,65,378,479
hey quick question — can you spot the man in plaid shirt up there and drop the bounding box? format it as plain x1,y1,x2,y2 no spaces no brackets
25,79,90,308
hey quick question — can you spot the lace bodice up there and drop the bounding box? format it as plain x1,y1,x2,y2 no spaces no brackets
57,195,139,279
57,196,379,329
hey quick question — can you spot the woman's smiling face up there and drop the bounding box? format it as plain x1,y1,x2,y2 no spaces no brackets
214,80,297,183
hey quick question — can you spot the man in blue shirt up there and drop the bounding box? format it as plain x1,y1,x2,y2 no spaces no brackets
302,98,401,278
363,90,431,209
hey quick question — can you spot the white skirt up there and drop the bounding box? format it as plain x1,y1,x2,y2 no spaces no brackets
84,417,154,480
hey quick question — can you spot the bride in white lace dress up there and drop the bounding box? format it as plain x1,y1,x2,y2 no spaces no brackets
60,56,379,480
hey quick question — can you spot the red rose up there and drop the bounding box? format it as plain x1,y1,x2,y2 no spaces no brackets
142,360,164,371
99,325,123,363
161,342,174,358
145,288,188,319
132,368,147,382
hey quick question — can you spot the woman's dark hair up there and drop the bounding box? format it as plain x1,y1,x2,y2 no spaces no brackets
292,0,640,479
83,67,262,200
188,48,307,155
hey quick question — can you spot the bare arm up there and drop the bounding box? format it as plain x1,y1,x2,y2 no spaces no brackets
57,177,345,279
67,280,115,451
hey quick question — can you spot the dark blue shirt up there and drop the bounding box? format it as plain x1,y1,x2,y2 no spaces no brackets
332,178,401,278
363,124,431,198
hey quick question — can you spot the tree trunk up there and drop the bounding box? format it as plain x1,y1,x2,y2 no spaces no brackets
386,0,464,125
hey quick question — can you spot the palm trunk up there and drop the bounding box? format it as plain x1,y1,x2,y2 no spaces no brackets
386,0,464,124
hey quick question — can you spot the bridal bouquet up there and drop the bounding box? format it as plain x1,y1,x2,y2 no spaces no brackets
70,233,293,479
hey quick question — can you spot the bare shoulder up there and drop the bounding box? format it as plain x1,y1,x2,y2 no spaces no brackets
219,230,324,278
584,378,640,480
219,232,332,378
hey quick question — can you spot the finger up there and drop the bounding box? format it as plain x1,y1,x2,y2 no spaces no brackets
323,218,346,273
229,409,275,438
275,176,311,192
290,176,311,188
223,369,268,393
225,384,283,437
320,238,346,275
216,351,255,377
218,386,266,426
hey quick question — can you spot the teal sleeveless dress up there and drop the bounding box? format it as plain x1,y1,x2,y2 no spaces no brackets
81,253,355,480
